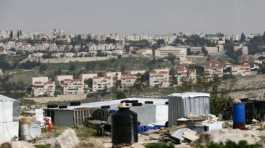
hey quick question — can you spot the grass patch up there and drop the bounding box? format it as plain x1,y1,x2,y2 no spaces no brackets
35,144,51,148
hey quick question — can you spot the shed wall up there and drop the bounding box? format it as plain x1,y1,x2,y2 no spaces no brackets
0,121,19,143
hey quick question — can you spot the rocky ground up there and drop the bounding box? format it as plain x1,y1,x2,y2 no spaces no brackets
219,75,265,99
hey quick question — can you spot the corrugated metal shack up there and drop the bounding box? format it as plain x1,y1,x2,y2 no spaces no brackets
242,98,265,123
0,95,20,143
45,97,168,127
45,108,94,127
168,92,210,126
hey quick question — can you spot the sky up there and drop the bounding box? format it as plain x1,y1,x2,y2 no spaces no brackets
0,0,265,34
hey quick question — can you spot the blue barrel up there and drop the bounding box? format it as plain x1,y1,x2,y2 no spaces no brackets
233,102,246,129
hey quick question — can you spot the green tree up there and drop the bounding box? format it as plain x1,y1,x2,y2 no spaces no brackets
240,32,246,42
39,64,48,73
167,53,177,65
210,95,232,116
84,79,93,89
114,91,127,99
69,62,76,71
145,143,174,148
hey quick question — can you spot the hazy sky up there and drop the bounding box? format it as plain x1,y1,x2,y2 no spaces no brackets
1,0,265,34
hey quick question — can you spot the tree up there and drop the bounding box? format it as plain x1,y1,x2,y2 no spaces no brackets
202,46,208,56
114,91,127,99
210,95,232,116
84,79,93,89
167,53,177,65
240,32,246,42
105,37,117,44
69,62,76,71
9,30,13,40
263,32,265,41
39,64,48,73
133,72,149,91
224,39,241,64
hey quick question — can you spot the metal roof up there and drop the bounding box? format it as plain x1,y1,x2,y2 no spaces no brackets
0,95,17,102
168,92,210,98
67,97,168,110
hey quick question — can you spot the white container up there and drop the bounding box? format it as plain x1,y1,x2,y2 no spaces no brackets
20,124,32,141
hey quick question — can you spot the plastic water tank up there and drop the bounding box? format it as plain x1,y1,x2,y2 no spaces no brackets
111,107,138,146
233,102,246,129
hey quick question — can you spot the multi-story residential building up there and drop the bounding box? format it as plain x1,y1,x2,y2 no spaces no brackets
232,63,252,76
92,76,114,92
60,79,84,95
175,65,189,85
155,46,187,61
129,70,146,75
205,46,223,55
81,73,98,83
32,77,55,97
106,72,122,81
149,68,170,88
56,75,74,84
120,74,138,89
175,65,197,85
204,60,224,80
189,69,197,84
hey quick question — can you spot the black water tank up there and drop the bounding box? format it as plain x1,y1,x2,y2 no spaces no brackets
101,105,110,109
47,104,58,108
120,100,130,103
145,101,153,104
59,105,67,109
70,101,81,106
112,107,138,146
132,102,142,106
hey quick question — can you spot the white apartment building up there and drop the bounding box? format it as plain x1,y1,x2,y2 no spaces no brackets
205,46,223,55
106,72,122,80
81,73,98,82
32,77,55,97
120,74,138,89
155,46,187,61
56,75,74,84
232,63,252,76
60,79,84,95
204,60,224,80
149,68,170,88
129,70,146,75
92,76,114,92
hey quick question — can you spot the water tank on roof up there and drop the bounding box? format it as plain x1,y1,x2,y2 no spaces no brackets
233,102,246,129
70,101,81,106
132,102,142,106
47,104,58,108
111,107,138,146
101,105,110,109
145,101,153,104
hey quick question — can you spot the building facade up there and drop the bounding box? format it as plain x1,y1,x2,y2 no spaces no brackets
149,68,170,88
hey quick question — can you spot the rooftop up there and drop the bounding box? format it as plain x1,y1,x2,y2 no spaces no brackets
168,92,210,98
0,95,17,102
